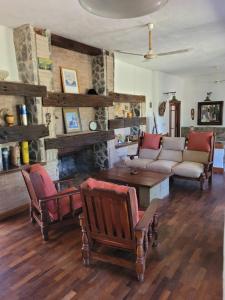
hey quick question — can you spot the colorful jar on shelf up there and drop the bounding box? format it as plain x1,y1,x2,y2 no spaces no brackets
19,105,28,126
21,141,29,165
5,114,15,127
10,144,21,167
2,148,9,170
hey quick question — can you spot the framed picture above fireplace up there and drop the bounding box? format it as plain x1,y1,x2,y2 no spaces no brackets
63,108,82,133
61,67,79,94
197,101,223,125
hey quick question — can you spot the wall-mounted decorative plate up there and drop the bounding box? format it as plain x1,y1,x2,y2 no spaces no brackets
89,121,98,131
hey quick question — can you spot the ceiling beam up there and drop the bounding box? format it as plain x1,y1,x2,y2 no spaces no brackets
51,34,102,56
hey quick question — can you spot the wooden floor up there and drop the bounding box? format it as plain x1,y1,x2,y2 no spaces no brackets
0,175,224,300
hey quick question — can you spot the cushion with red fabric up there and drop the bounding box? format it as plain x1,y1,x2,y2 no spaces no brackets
29,164,81,221
86,177,129,194
141,133,161,150
187,131,213,152
85,178,140,226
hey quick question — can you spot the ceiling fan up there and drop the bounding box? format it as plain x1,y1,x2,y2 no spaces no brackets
116,23,191,60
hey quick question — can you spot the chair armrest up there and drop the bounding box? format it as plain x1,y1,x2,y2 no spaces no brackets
53,178,75,191
135,198,160,232
39,189,80,204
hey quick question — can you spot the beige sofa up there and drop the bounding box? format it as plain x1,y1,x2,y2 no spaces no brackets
124,136,213,190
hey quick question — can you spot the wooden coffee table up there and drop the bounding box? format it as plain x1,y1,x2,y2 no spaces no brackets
95,167,171,208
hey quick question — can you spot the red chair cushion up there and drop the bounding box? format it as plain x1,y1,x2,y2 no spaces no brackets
53,187,82,221
86,177,129,194
141,133,161,150
138,210,144,220
187,131,213,152
29,164,81,221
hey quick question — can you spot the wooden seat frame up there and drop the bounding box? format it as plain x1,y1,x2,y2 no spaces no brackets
79,182,159,282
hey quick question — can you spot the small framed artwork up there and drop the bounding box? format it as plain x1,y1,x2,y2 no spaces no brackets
60,67,79,94
197,101,223,125
63,108,82,133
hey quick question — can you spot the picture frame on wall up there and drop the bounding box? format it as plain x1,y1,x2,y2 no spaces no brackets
63,107,82,133
197,101,223,125
60,67,79,94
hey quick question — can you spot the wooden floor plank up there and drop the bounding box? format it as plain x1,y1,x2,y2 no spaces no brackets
0,175,224,299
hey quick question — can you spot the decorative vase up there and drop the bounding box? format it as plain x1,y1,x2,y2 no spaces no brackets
5,114,15,127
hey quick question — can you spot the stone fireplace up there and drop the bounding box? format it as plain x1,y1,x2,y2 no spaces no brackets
12,24,115,181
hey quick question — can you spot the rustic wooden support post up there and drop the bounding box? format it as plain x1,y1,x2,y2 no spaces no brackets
135,230,145,282
79,214,90,266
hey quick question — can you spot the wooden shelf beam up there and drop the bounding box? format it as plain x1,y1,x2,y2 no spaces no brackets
109,92,145,103
108,117,146,129
43,92,113,107
45,130,115,150
0,81,47,97
0,125,49,144
51,34,102,56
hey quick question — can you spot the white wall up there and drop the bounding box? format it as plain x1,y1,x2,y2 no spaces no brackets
0,25,18,81
151,71,185,133
182,77,225,127
114,58,153,131
114,57,186,133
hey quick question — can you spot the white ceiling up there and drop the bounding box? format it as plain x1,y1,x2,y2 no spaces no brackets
0,0,225,76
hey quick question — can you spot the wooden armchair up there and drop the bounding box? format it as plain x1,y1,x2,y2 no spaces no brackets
21,164,82,241
79,178,160,282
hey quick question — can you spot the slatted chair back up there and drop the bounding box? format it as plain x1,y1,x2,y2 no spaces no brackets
80,180,139,250
21,168,39,209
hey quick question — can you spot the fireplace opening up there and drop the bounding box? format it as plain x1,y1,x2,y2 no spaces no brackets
58,146,100,185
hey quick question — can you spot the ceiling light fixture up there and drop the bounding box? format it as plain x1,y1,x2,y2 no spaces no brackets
79,0,168,19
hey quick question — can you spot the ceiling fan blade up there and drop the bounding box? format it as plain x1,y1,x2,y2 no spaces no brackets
115,50,143,57
157,48,192,57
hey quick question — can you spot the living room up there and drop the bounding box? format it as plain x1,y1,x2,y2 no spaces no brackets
0,0,224,299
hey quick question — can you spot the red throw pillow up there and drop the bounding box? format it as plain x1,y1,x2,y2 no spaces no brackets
187,131,213,152
141,133,161,150
86,178,129,194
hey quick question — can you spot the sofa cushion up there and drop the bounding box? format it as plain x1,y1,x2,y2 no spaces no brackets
162,137,186,151
124,157,153,169
148,160,178,174
158,149,183,162
139,148,161,160
173,161,204,178
187,131,213,152
183,150,209,164
141,133,161,150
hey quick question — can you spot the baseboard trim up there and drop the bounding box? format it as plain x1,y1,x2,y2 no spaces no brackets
213,167,224,174
0,204,29,221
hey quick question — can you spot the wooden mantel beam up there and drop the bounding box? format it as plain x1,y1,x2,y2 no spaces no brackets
51,34,102,56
